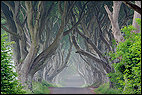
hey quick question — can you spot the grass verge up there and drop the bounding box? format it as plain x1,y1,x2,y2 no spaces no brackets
94,82,122,94
25,80,57,94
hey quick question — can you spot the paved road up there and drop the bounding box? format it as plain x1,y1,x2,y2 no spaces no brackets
60,74,85,87
48,87,95,94
62,77,84,87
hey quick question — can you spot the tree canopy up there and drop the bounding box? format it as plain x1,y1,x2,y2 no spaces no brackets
1,1,141,94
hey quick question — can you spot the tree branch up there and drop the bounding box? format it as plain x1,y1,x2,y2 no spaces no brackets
71,35,111,73
25,1,34,40
29,1,67,74
58,1,63,15
3,1,15,15
104,5,113,22
95,13,113,51
122,1,141,15
1,25,21,39
76,28,109,63
104,1,124,43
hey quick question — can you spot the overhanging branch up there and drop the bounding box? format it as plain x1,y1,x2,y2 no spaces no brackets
122,1,141,15
72,35,111,73
1,25,21,39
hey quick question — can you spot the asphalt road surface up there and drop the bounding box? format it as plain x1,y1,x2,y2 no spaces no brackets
60,74,85,87
48,87,95,94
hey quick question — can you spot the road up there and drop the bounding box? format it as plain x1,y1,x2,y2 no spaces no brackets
61,75,85,87
49,74,96,94
48,87,95,94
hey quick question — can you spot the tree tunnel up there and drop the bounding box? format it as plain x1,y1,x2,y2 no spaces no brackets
1,1,141,92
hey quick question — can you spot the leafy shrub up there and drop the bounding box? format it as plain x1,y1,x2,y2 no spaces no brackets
1,33,26,94
32,81,50,94
26,80,57,94
94,82,121,94
108,18,141,94
26,81,50,94
42,80,57,87
84,84,90,87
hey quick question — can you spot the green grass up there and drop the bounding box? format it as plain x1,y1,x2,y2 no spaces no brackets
81,82,101,88
94,82,122,94
55,83,63,87
25,80,57,94
81,84,90,87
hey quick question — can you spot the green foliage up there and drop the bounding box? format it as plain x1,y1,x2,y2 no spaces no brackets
32,81,50,94
1,33,26,94
135,18,141,30
94,82,121,94
1,18,6,24
26,80,57,94
111,39,117,49
41,80,57,87
87,81,102,88
108,19,141,94
81,84,90,87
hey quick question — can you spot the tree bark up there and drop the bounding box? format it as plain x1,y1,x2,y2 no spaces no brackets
104,1,124,43
46,36,72,83
132,1,141,33
122,1,141,15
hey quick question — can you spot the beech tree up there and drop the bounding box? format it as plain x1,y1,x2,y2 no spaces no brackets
1,1,139,90
70,1,136,88
105,1,141,91
1,1,87,90
1,1,65,89
104,1,141,43
43,35,72,83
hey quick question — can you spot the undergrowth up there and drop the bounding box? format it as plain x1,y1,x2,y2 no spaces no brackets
94,82,121,94
26,80,57,94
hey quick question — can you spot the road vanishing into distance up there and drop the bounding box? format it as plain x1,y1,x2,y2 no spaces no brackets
48,87,95,94
48,74,95,94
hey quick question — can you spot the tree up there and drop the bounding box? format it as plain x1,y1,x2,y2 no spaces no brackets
104,1,141,88
42,35,72,83
108,18,141,94
104,1,124,43
70,2,113,87
1,1,66,90
70,1,136,88
1,1,85,90
1,1,137,91
1,33,25,94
